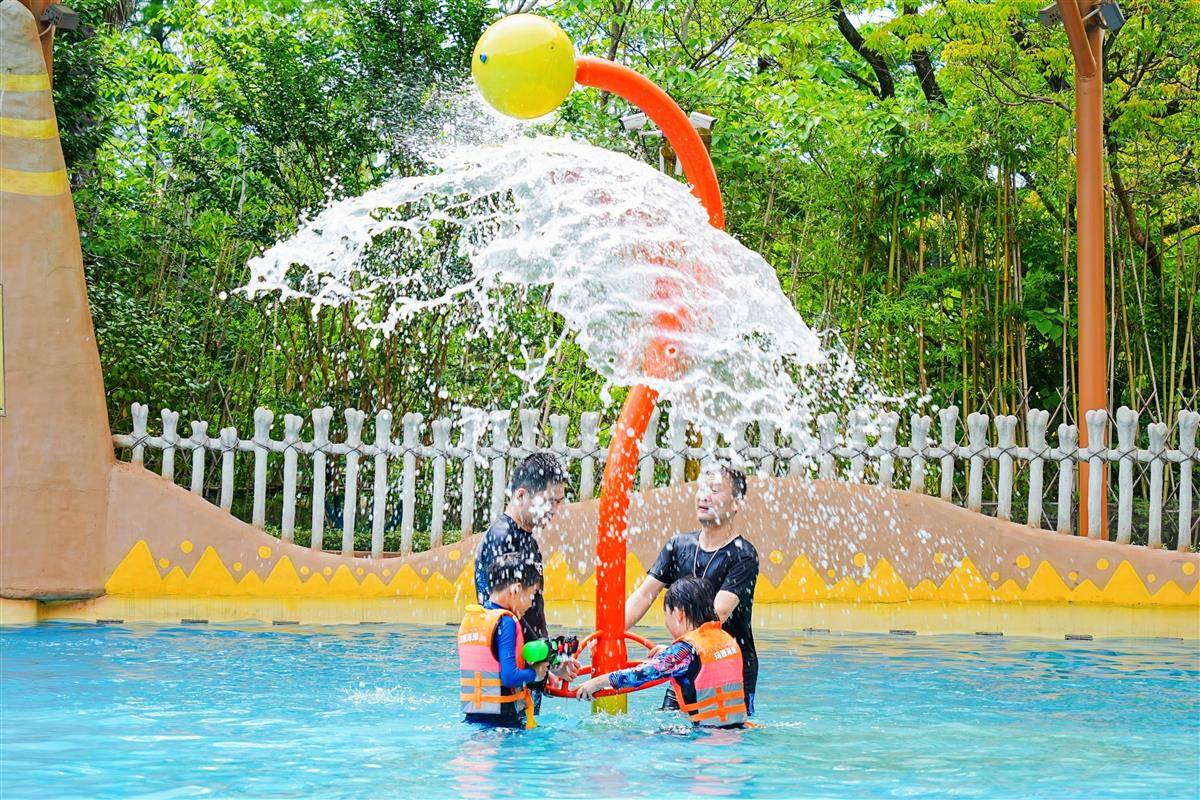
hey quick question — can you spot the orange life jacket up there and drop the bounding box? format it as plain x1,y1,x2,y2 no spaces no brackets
671,621,747,728
457,604,535,729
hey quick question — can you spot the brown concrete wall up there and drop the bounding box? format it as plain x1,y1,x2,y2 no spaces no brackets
0,0,113,599
540,475,1200,598
95,466,1197,612
101,463,455,594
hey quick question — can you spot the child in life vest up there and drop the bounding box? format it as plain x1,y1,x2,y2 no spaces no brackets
576,576,748,729
458,552,549,729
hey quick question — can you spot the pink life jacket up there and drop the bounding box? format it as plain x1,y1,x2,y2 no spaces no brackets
457,604,535,728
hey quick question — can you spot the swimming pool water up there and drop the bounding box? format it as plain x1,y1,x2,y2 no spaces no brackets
1,622,1196,799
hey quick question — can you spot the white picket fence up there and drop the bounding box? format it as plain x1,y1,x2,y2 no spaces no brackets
112,402,1200,556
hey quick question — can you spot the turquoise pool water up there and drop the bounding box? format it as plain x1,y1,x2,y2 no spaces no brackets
1,622,1196,799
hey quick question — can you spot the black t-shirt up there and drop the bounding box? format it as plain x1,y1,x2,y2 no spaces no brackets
648,531,759,693
473,514,547,641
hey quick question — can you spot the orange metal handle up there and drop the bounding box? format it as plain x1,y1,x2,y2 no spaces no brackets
543,630,664,699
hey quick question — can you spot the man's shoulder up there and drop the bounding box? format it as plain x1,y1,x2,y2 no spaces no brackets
481,514,527,544
479,516,541,563
666,530,700,548
730,536,759,559
657,531,700,561
483,514,515,536
477,518,510,562
648,531,697,580
722,536,759,571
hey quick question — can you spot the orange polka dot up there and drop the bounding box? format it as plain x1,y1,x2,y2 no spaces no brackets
769,550,784,565
421,567,430,576
232,562,243,572
853,552,867,568
323,567,332,576
1016,555,1031,569
1096,558,1110,571
180,540,193,554
1068,571,1079,582
1147,574,1157,584
1183,562,1196,576
383,568,392,577
299,566,310,576
826,569,836,578
258,546,272,560
157,558,169,569
990,571,1000,582
934,552,946,565
448,549,462,561
355,567,364,576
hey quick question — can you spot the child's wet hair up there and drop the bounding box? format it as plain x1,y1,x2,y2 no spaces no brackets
663,576,720,626
488,551,543,591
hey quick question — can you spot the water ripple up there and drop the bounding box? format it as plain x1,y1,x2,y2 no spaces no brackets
1,623,1196,799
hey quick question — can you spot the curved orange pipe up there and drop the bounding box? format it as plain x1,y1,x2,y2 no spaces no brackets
575,57,724,228
573,55,725,680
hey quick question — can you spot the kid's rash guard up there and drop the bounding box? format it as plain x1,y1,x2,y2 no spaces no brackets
605,641,698,690
607,641,755,722
483,600,537,688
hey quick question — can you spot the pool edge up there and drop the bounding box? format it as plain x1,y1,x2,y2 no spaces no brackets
33,595,1200,640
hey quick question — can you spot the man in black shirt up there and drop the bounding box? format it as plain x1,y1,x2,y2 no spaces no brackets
623,465,760,714
474,453,580,691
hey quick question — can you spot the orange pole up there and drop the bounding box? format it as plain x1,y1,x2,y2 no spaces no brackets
575,58,724,229
573,56,725,680
1058,0,1108,537
591,384,658,676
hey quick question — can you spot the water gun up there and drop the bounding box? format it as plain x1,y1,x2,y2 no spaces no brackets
522,635,579,666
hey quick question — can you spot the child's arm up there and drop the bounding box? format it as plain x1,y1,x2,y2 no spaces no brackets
496,616,545,687
576,641,695,700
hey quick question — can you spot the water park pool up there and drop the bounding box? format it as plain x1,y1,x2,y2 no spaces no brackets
1,622,1196,799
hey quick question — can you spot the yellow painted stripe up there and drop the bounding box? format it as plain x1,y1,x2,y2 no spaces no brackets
0,166,68,196
0,116,57,139
0,73,51,92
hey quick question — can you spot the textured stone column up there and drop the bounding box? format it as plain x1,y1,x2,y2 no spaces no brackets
0,0,112,598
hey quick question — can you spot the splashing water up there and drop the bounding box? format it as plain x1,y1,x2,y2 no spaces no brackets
244,131,850,438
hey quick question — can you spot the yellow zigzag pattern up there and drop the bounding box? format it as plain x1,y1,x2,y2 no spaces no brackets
106,542,476,600
106,540,1199,608
750,554,1197,607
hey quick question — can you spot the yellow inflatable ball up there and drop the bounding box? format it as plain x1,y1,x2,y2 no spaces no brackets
472,15,576,120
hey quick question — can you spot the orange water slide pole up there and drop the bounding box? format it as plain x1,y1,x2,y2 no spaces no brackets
572,56,725,690
1057,0,1108,538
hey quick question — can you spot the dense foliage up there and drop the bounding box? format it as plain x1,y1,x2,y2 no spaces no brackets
550,0,1199,424
52,0,1198,436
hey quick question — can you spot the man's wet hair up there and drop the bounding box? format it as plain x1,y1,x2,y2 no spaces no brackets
488,551,543,591
719,464,747,500
664,576,720,626
510,452,568,495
